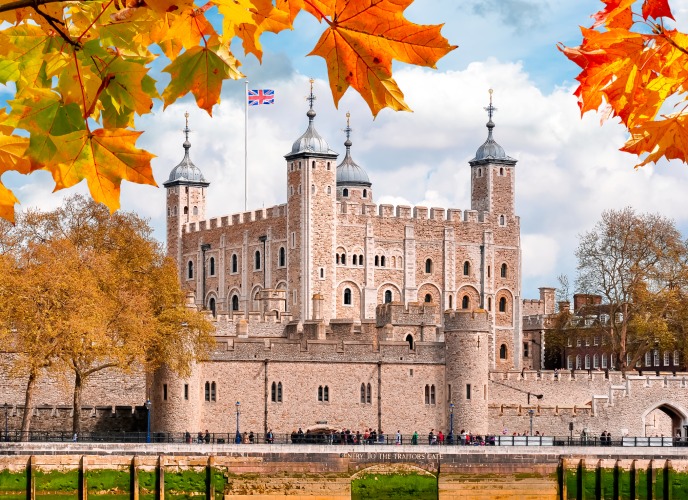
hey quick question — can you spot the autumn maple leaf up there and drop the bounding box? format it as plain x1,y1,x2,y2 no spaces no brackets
306,0,456,116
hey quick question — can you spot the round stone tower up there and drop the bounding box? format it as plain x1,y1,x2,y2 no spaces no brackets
444,309,490,435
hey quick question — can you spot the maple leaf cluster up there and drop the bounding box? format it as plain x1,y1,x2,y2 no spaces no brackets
0,0,456,222
560,0,688,168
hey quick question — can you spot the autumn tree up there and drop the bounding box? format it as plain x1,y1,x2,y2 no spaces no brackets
0,0,456,222
0,195,213,435
561,207,688,373
561,0,688,168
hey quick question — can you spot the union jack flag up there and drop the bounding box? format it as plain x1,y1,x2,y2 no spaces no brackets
248,89,275,106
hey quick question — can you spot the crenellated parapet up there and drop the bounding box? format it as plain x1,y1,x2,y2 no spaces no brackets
443,309,491,333
375,301,440,327
184,204,287,233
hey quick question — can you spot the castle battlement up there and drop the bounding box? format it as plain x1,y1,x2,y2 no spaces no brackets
334,201,502,225
488,369,688,387
489,403,594,417
443,309,490,332
375,301,439,327
184,204,287,233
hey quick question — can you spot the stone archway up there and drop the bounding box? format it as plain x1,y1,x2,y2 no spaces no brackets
641,401,688,438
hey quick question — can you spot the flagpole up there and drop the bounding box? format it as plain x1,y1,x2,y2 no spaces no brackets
244,79,248,211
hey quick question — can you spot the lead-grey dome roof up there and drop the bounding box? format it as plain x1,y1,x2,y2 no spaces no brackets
470,91,516,164
163,116,209,186
289,108,337,155
336,116,371,187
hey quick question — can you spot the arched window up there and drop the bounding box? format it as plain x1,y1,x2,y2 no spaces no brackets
576,355,582,370
380,256,385,267
188,261,194,279
336,254,340,264
232,254,238,273
424,385,430,404
601,354,608,369
209,257,215,276
208,297,216,318
500,215,505,226
375,256,379,266
311,184,315,194
232,295,239,311
500,167,504,175
567,355,573,370
279,247,286,267
193,206,198,216
210,382,216,401
463,261,470,276
184,206,189,215
424,293,432,303
366,383,371,404
204,382,210,401
462,295,469,309
271,382,277,402
360,383,366,403
430,385,436,404
318,386,323,401
343,188,349,197
449,295,453,309
341,254,346,265
277,382,282,402
391,256,396,267
487,297,492,311
353,255,358,265
384,290,392,303
499,344,507,360
406,334,414,349
593,354,599,369
499,297,507,312
323,386,329,402
327,186,331,195
359,255,364,266
255,250,261,270
327,162,330,170
500,263,507,278
425,258,432,273
585,354,591,370
343,288,352,305
363,189,367,198
312,161,316,169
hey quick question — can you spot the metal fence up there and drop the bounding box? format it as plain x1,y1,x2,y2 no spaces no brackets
0,430,685,447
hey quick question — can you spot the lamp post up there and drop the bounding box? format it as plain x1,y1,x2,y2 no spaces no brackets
528,409,535,437
235,402,241,444
144,399,151,443
3,403,8,442
449,403,454,444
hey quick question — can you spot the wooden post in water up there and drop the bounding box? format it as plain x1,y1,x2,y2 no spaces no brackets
79,456,87,500
613,459,621,500
595,459,602,500
206,456,215,499
578,458,586,500
631,459,639,500
157,455,165,500
131,456,139,500
559,457,567,500
28,456,35,500
648,459,655,500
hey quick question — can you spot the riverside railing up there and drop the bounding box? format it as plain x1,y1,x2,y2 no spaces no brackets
0,431,684,447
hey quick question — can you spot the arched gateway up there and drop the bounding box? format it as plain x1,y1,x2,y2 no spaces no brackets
641,400,688,437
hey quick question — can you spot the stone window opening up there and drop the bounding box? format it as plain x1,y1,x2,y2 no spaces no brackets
425,258,432,273
424,294,432,303
593,336,599,346
593,354,599,369
291,233,296,248
174,206,178,216
487,297,492,311
311,184,315,194
366,383,371,403
293,290,297,305
462,295,469,309
336,254,340,264
424,385,436,404
674,350,680,365
380,256,386,267
255,250,261,270
188,261,194,279
163,384,168,401
318,385,329,402
167,207,170,217
384,290,392,303
319,267,325,279
406,334,414,349
193,206,198,216
327,162,331,170
487,266,491,278
271,382,283,402
585,354,591,370
463,261,470,276
500,263,507,278
327,186,331,195
353,255,358,265
478,168,482,177
279,247,286,267
232,254,238,273
500,167,504,176
654,349,660,366
312,161,316,169
499,344,507,360
465,384,471,401
375,256,379,266
363,189,367,198
343,188,349,197
209,257,215,276
341,253,346,265
204,382,210,401
211,382,217,401
499,215,506,226
567,355,573,370
576,355,582,370
184,384,189,400
290,162,294,172
208,297,216,318
359,254,364,266
360,383,365,403
523,342,529,358
499,297,507,312
232,295,239,311
184,206,189,215
664,351,670,366
449,295,453,309
343,288,352,306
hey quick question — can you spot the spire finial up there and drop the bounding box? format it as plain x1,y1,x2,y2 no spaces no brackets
344,111,352,152
484,89,496,138
183,111,191,150
306,78,316,122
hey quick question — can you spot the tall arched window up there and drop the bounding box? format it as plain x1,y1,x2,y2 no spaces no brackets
318,386,323,401
424,293,432,303
343,188,349,197
499,167,504,175
209,257,215,276
406,334,414,349
336,254,340,264
359,255,364,266
487,297,492,311
593,354,599,369
279,247,286,267
341,254,346,265
585,354,591,370
323,386,329,402
184,206,189,215
204,382,210,401
353,255,358,265
449,295,453,309
210,382,216,401
366,383,371,404
463,261,470,276
208,297,216,317
374,256,379,266
567,355,573,370
430,385,436,404
232,254,238,273
188,261,194,279
272,382,277,402
499,297,507,312
499,344,507,360
384,290,392,303
360,383,366,403
277,382,282,402
363,189,367,198
380,256,385,267
424,385,430,404
500,263,507,278
232,295,239,311
343,288,352,305
255,250,261,270
500,215,505,226
462,295,469,309
576,355,582,370
425,258,432,273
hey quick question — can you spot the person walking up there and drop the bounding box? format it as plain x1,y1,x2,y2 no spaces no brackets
396,430,401,445
412,431,418,445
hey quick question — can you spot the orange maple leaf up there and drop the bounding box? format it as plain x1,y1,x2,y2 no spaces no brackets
306,0,456,116
641,0,674,20
0,131,31,222
43,128,156,213
593,0,636,29
622,114,688,167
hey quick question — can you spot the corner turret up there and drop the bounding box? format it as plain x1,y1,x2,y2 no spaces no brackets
336,112,372,203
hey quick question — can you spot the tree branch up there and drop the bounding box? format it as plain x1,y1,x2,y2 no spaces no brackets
0,0,87,14
31,3,80,49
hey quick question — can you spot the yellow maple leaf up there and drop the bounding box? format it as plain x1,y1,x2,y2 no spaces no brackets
0,132,31,222
44,128,156,212
622,114,688,167
306,0,456,116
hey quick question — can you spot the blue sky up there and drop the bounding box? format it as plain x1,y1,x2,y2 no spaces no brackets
5,0,688,300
